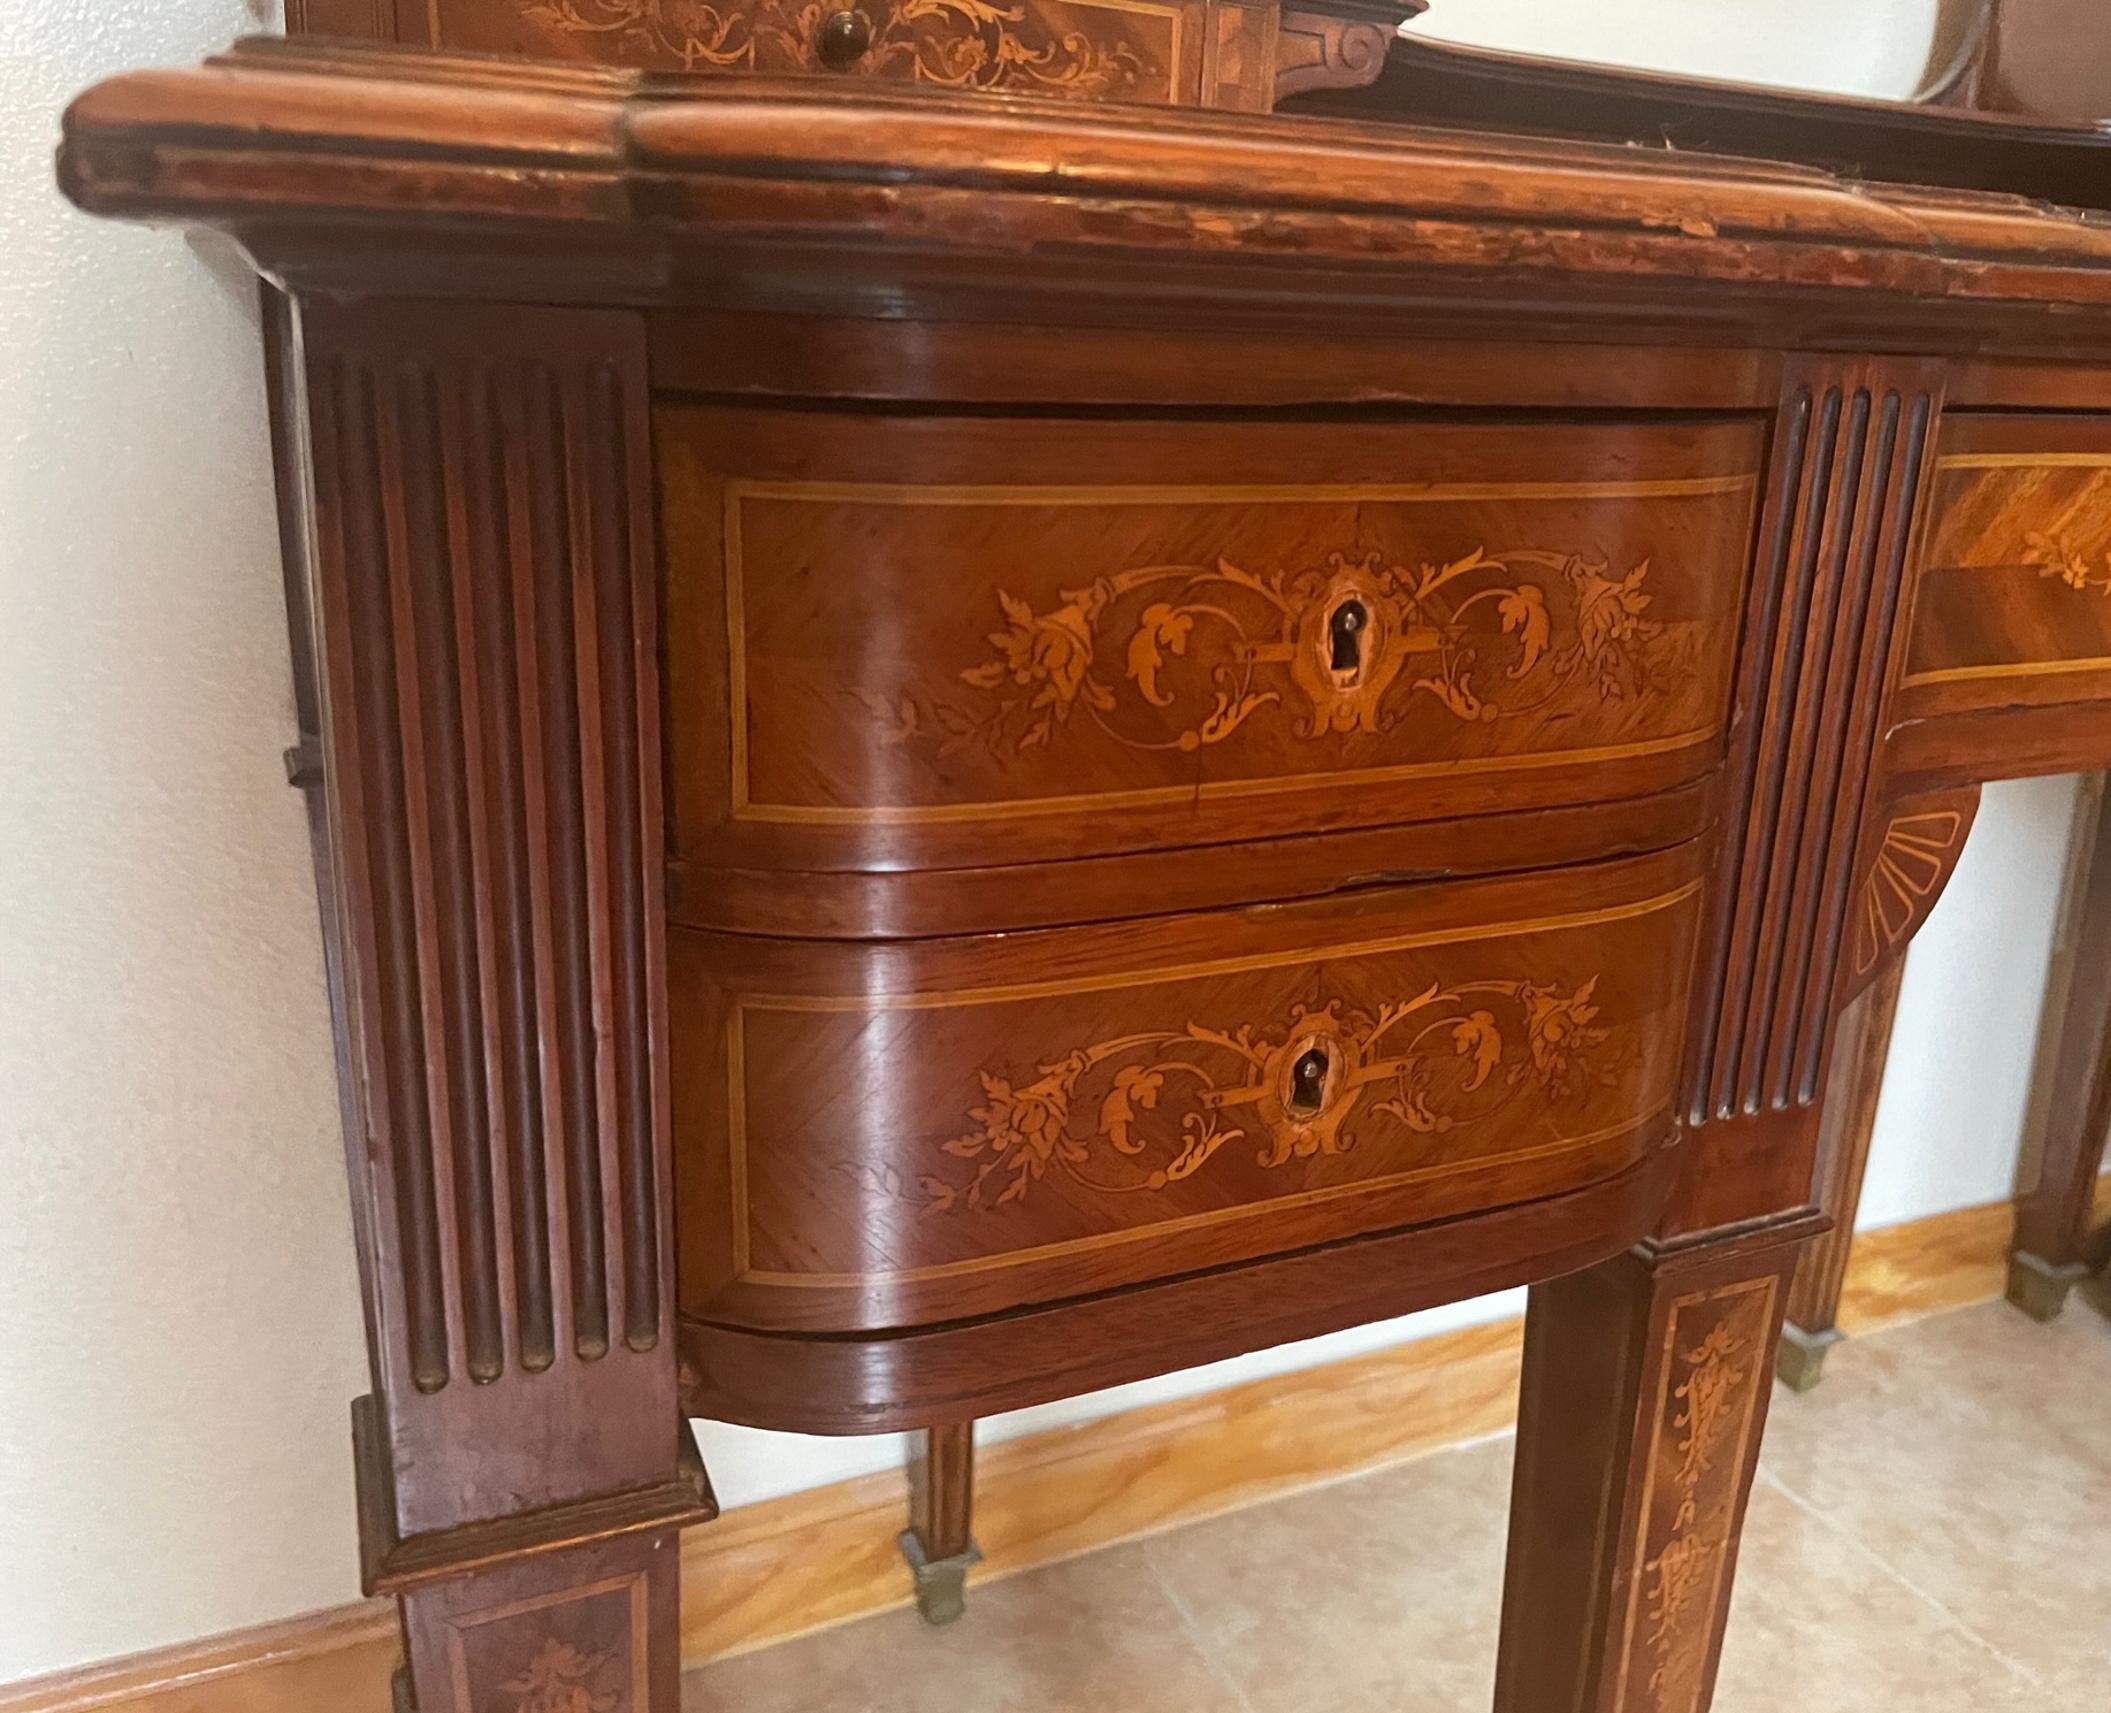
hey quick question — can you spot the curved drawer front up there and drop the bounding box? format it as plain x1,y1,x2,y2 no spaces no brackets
661,409,1763,876
671,845,1703,1333
412,0,1199,101
1898,414,2111,718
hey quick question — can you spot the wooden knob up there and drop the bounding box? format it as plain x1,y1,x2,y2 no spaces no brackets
817,9,873,68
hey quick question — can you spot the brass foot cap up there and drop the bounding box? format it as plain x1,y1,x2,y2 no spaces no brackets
899,1530,982,1627
2006,1251,2088,1323
1775,1322,1844,1393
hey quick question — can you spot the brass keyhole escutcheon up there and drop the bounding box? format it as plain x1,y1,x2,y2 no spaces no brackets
1329,599,1369,678
1287,1045,1332,1117
817,8,873,67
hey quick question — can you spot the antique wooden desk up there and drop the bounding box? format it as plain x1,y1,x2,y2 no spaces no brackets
56,8,2111,1709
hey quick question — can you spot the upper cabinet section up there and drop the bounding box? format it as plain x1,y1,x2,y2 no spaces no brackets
284,0,1424,109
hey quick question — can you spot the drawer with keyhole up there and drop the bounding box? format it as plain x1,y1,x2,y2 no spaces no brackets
659,406,1763,899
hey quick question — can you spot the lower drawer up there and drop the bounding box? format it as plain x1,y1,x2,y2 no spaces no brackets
672,843,1703,1333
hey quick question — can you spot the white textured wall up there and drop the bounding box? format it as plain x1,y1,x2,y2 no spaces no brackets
0,0,2056,1684
0,0,368,1681
1862,776,2088,1229
1418,0,1948,98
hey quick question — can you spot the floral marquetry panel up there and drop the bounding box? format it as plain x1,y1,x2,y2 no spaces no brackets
1614,1274,1780,1713
659,408,1765,876
405,0,1199,100
398,1535,677,1713
1899,414,2111,720
668,846,1703,1332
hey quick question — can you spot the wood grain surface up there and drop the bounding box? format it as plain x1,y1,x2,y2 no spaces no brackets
672,847,1702,1333
660,407,1761,882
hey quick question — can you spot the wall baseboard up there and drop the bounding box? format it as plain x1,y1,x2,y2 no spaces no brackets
2,1186,2080,1713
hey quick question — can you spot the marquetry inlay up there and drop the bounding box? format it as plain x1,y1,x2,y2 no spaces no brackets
1616,1276,1777,1713
884,545,1671,761
518,0,1170,93
908,974,1614,1213
444,1574,650,1713
1901,452,2111,692
1850,806,1972,979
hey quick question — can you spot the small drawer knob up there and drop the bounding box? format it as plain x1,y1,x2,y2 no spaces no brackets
817,8,874,68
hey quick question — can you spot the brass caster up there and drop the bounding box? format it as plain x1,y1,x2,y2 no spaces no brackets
2006,1251,2088,1323
1775,1321,1843,1393
899,1529,981,1627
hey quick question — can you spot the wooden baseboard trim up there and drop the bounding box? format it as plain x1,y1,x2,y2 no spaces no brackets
7,1185,2095,1713
0,1608,398,1713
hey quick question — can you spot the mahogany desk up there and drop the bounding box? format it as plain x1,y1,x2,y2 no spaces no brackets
55,16,2111,1712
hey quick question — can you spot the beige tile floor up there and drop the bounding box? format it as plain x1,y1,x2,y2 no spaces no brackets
684,1301,2111,1713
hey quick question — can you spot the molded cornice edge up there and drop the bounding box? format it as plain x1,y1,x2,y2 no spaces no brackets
53,36,2111,346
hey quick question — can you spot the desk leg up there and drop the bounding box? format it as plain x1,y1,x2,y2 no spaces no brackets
902,1422,981,1625
1776,964,1904,1390
1493,1224,1805,1713
280,299,706,1711
396,1533,683,1713
2009,779,2111,1322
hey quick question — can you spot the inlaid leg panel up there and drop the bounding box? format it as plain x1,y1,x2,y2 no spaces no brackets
1493,1221,1809,1713
399,1534,682,1713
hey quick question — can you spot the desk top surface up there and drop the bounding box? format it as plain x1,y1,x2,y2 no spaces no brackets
52,35,2111,363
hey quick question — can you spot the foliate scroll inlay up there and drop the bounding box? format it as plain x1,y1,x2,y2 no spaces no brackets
502,1640,619,1713
1625,1279,1777,1713
895,976,1617,1213
523,0,1150,93
2023,528,2111,597
876,547,1675,761
427,1567,650,1713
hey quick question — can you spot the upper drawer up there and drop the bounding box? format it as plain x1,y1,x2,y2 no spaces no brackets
1897,414,2111,719
323,0,1207,101
661,409,1764,878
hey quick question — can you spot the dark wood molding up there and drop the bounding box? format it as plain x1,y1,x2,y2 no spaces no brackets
52,41,2111,349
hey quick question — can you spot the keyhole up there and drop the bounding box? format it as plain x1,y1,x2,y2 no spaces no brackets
1329,600,1368,676
1288,1046,1332,1116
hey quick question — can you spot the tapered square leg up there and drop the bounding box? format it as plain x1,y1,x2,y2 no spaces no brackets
2009,779,2111,1322
397,1533,684,1713
901,1421,980,1626
1494,1222,1808,1713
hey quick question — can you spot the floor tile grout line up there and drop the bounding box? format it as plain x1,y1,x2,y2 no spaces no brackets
1754,1467,2052,1691
1140,1548,1265,1713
